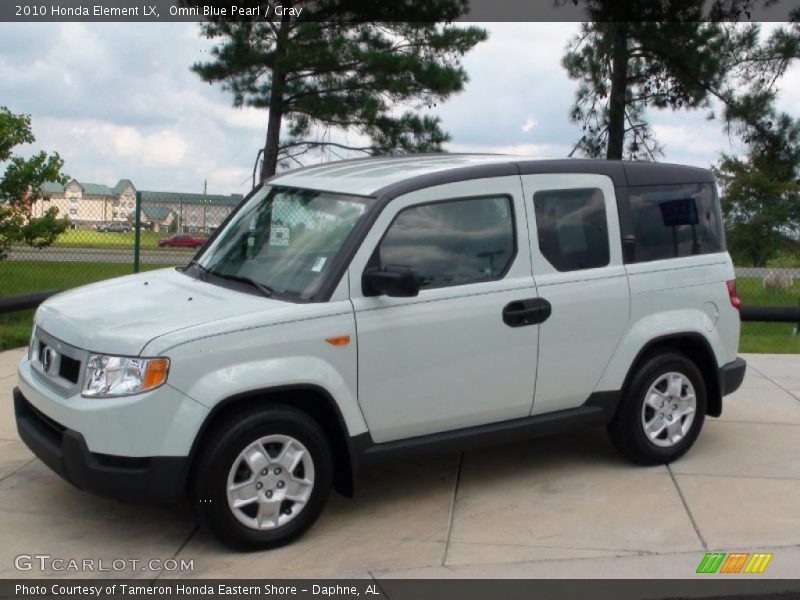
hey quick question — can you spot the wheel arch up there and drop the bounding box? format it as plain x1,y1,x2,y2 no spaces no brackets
619,333,722,418
187,384,356,497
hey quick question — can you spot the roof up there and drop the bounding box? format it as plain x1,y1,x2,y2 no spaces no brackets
269,154,514,196
141,206,174,220
268,154,714,197
80,182,115,196
39,179,244,206
42,182,65,194
113,179,134,194
42,180,114,196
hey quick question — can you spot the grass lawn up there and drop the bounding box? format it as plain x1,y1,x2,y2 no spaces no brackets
0,261,170,351
740,323,800,353
54,229,170,250
1,267,798,354
737,277,800,353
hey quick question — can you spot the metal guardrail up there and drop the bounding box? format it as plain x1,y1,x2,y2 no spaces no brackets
740,305,800,323
1,288,799,326
0,290,61,313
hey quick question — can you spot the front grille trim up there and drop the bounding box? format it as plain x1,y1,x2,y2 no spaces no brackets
30,328,88,395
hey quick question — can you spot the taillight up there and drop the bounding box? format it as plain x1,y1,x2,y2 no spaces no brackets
726,280,742,310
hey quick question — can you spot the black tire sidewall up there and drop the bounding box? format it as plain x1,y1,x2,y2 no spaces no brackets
194,408,333,551
632,354,707,460
610,352,707,464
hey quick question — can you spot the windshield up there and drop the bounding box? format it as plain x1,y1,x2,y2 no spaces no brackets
197,186,371,300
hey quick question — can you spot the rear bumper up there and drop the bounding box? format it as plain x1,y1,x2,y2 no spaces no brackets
14,387,189,504
720,357,747,396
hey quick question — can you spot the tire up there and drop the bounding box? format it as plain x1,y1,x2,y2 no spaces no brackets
192,405,333,551
607,352,707,465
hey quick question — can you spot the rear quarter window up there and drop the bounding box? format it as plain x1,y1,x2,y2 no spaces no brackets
533,187,610,272
626,183,723,263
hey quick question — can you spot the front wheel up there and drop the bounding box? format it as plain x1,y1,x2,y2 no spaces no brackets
192,406,333,551
608,352,707,465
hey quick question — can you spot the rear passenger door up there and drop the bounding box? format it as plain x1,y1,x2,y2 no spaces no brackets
520,174,630,415
350,177,541,443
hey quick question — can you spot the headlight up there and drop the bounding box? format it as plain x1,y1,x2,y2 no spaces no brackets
83,354,169,398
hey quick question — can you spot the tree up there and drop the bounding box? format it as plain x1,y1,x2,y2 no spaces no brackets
712,19,800,266
185,1,486,179
559,1,792,160
715,101,800,267
562,2,746,160
0,107,69,261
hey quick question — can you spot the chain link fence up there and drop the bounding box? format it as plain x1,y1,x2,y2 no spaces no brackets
0,189,235,350
1,186,799,352
0,192,203,296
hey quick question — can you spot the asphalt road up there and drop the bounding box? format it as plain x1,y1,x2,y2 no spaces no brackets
7,245,193,265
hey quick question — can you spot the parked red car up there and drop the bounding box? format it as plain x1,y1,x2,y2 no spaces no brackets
158,234,206,248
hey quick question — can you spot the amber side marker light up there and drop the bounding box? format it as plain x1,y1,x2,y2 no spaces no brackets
325,335,351,346
143,358,170,389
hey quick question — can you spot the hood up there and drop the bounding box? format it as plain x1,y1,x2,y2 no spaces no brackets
35,268,289,356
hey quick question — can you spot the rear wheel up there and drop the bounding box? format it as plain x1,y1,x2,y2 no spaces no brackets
608,352,707,465
192,406,333,550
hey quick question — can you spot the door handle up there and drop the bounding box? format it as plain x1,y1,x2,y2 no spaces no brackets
502,298,551,327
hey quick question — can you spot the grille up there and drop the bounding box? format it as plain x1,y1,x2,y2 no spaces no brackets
59,355,81,384
34,330,85,389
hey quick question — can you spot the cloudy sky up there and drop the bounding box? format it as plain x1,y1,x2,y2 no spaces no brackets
1,22,798,195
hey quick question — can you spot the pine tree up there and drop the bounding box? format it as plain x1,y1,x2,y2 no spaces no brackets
184,1,486,179
562,1,748,160
559,0,798,160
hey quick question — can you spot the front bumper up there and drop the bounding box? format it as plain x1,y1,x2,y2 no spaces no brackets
14,388,189,504
720,356,747,396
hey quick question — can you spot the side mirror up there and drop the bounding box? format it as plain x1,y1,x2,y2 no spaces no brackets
362,266,420,298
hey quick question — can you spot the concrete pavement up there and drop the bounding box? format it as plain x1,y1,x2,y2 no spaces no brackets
1,348,799,579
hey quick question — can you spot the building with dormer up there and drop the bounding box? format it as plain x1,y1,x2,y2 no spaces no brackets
36,179,243,233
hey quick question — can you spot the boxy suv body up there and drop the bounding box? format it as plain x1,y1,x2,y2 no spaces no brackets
14,156,746,549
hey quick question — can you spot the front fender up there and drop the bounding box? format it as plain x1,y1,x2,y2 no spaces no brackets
174,355,367,436
596,308,724,393
158,312,367,439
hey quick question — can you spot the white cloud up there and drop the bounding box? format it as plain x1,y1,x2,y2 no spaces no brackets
1,20,797,196
521,115,538,133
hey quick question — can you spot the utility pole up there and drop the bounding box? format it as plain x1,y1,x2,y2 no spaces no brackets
203,179,207,232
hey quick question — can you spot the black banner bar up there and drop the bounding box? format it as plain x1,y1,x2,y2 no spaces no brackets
2,0,799,23
3,579,800,600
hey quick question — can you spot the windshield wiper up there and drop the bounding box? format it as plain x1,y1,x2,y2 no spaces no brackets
208,271,275,297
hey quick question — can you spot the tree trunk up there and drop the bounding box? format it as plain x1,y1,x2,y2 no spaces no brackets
606,21,629,160
260,13,292,181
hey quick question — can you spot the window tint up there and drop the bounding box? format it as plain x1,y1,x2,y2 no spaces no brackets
533,188,610,272
627,183,723,262
376,196,515,290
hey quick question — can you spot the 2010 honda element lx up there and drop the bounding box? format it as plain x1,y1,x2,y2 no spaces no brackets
15,155,746,550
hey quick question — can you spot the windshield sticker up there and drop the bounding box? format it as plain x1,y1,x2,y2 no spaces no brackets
311,256,327,272
269,225,290,246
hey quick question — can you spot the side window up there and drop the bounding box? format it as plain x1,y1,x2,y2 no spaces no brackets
627,183,723,262
375,196,515,290
533,188,610,272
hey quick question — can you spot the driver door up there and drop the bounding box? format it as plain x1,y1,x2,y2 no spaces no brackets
349,177,542,443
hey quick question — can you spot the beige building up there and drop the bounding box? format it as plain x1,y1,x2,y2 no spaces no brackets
37,179,243,233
